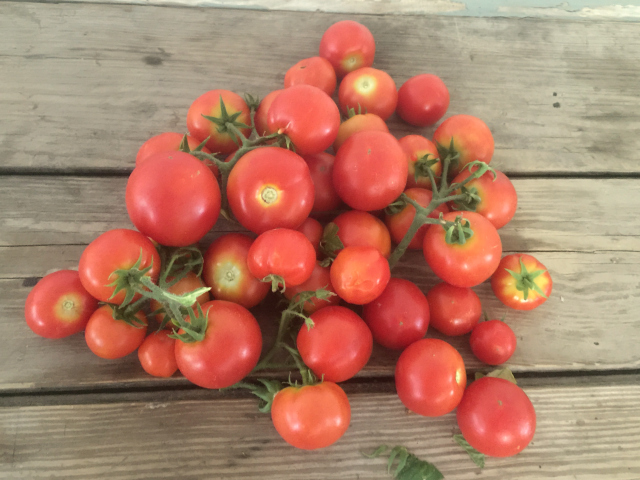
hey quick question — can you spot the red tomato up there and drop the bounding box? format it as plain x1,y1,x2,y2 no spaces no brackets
319,20,375,78
78,229,160,304
333,113,389,152
395,338,466,417
126,151,221,247
470,320,517,365
333,131,407,211
284,56,337,96
284,262,340,314
451,167,518,229
427,282,482,336
150,272,210,325
135,132,218,176
330,246,390,305
399,135,442,190
491,254,552,310
254,89,283,137
331,210,392,258
302,152,343,213
423,211,502,288
397,74,449,127
297,217,324,257
297,306,372,382
174,300,262,389
202,233,269,309
138,330,178,377
227,147,314,234
24,270,98,339
338,67,398,121
271,382,351,450
187,89,251,154
456,377,536,457
85,305,147,359
362,278,430,350
267,85,340,156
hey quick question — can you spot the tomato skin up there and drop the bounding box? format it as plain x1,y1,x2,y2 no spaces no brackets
174,300,262,389
332,210,392,258
456,377,536,457
297,306,372,382
254,89,283,137
138,330,178,377
284,262,340,314
427,282,482,336
399,135,442,190
302,152,343,213
135,132,217,176
297,217,324,258
319,20,375,78
397,74,449,127
271,382,351,450
333,113,389,152
284,56,337,96
395,338,466,417
227,147,314,234
338,67,398,121
79,229,160,304
362,278,430,350
330,246,390,305
491,254,552,310
150,272,210,325
85,305,148,359
333,131,408,211
423,211,502,288
24,270,98,339
469,320,517,365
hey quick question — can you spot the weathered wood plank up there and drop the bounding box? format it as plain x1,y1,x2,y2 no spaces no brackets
2,3,640,173
1,382,639,479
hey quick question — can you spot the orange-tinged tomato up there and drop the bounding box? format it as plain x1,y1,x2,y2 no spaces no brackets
491,254,552,310
399,135,441,190
333,113,389,152
338,67,397,121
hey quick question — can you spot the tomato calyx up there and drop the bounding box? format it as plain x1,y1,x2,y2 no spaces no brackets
202,95,251,144
453,434,486,468
474,367,518,385
435,138,461,184
319,223,344,263
364,445,444,480
413,153,440,186
440,214,474,245
505,257,550,301
261,274,287,293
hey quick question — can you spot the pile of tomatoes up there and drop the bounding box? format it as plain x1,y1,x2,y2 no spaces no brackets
24,20,553,462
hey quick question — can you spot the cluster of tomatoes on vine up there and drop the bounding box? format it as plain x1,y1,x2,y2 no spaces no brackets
24,20,553,465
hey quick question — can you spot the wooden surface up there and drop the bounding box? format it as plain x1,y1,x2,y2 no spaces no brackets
1,1,639,478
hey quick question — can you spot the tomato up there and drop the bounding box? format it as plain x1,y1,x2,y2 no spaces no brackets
384,188,449,250
135,132,217,177
271,381,351,450
138,330,178,377
396,74,449,127
338,67,397,121
187,89,251,154
491,254,552,310
254,89,283,137
423,211,502,288
126,151,221,247
399,135,442,190
24,270,98,339
362,278,429,350
333,113,389,152
297,217,323,258
333,131,407,211
302,152,343,213
247,229,316,288
267,85,340,156
456,377,536,457
85,305,147,359
319,20,375,78
150,272,210,325
331,210,391,258
330,246,390,305
79,229,160,304
426,282,481,336
227,147,314,234
470,320,517,365
450,167,517,229
284,56,337,96
297,306,372,382
284,262,340,314
395,338,466,417
432,114,494,177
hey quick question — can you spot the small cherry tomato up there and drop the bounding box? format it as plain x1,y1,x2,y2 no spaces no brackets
254,89,283,137
138,330,178,378
338,67,397,121
319,20,375,78
150,272,210,325
399,135,442,190
470,320,517,365
331,210,391,258
397,74,449,127
330,246,390,305
297,217,324,257
85,305,147,359
302,152,343,213
427,282,482,336
333,112,389,152
284,56,337,96
491,254,552,310
284,262,340,314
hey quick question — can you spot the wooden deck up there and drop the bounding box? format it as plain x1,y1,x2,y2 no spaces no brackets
1,1,639,478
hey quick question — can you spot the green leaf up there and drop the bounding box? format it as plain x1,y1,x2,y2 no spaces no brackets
453,434,485,468
320,223,344,259
364,445,444,480
486,367,518,384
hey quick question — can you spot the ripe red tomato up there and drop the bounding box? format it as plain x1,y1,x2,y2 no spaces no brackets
297,217,324,258
174,300,262,389
302,152,343,213
254,89,283,137
470,320,517,365
267,85,340,156
202,233,270,309
85,305,148,359
271,381,351,450
227,147,314,234
138,330,178,377
338,67,398,121
24,270,98,339
150,272,210,325
284,56,337,96
135,132,217,176
491,254,552,310
333,131,407,211
187,89,251,154
126,151,221,247
284,262,340,314
399,135,442,190
362,278,430,350
331,210,392,258
456,377,536,457
423,211,502,288
330,246,390,305
397,74,449,127
79,229,160,304
297,306,373,382
319,20,375,78
426,282,482,336
333,113,389,152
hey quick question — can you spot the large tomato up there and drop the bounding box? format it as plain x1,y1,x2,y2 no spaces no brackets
338,67,398,120
331,210,391,258
426,282,482,336
138,330,178,378
330,246,390,305
399,135,442,190
333,113,389,152
491,254,552,310
319,20,375,78
469,320,517,365
85,305,148,359
302,152,343,213
284,56,337,96
284,262,340,314
396,74,449,127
